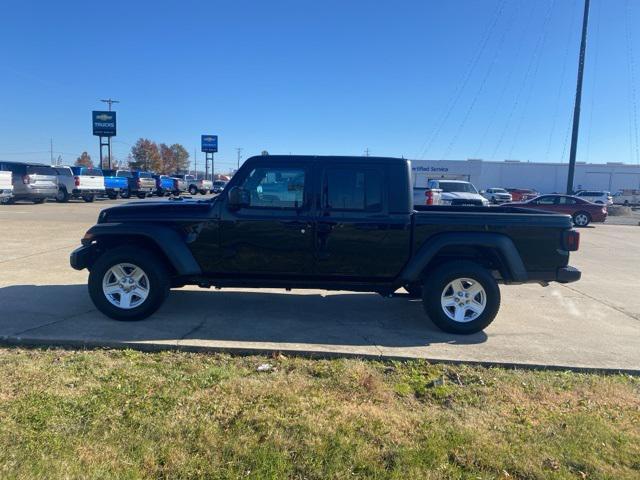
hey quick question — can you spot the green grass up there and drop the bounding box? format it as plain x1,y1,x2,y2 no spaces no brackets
0,348,639,479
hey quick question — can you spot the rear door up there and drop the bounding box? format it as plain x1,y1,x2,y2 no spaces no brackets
315,163,410,279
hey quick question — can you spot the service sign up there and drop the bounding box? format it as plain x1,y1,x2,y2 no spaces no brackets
201,135,218,153
92,111,117,137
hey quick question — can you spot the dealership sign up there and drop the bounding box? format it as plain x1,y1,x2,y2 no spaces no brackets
201,135,218,153
92,111,117,137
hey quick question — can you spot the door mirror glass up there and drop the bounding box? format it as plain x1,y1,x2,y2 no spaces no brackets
227,186,250,209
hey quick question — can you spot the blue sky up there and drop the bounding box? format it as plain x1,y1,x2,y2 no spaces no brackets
0,0,639,171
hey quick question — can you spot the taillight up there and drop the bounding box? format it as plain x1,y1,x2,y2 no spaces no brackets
562,230,580,251
74,176,80,187
602,207,607,214
425,190,434,205
22,175,30,184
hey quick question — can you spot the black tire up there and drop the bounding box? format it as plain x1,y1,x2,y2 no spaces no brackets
55,188,69,203
1,197,15,205
120,189,131,199
572,211,591,227
107,191,118,200
199,190,207,195
88,246,170,321
33,198,46,204
83,194,95,203
188,186,198,195
136,193,147,199
421,260,501,334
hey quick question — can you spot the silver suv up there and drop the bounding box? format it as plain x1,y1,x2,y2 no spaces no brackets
0,162,58,204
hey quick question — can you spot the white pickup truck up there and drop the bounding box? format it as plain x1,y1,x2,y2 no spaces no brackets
54,166,105,202
0,170,13,203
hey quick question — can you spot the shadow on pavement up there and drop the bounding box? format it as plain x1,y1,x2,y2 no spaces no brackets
0,284,488,350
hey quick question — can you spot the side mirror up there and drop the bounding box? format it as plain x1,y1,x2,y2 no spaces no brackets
227,186,250,210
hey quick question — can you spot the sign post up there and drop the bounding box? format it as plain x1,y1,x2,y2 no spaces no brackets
92,111,117,169
201,135,218,180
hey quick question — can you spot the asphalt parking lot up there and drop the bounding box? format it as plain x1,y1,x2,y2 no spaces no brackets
0,197,639,372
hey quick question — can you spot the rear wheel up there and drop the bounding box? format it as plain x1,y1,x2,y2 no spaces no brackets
136,193,147,199
88,247,170,321
55,188,69,203
573,211,591,227
422,260,500,334
82,194,95,203
188,185,198,195
120,189,131,199
106,191,118,200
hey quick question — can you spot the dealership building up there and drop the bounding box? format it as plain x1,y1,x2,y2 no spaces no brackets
410,159,640,193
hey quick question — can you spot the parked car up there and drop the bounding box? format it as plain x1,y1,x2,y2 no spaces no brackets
212,180,227,194
506,188,538,202
481,187,512,204
574,190,613,205
0,170,14,203
116,170,156,199
71,155,581,335
613,189,640,206
153,175,179,196
175,174,213,195
413,187,442,206
506,194,607,227
427,179,489,206
102,169,129,199
172,176,188,194
53,166,105,202
0,162,57,203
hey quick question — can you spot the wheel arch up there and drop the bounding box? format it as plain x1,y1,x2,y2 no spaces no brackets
82,224,201,276
396,232,528,287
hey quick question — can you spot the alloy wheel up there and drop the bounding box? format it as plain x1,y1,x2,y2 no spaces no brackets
440,277,487,323
102,263,150,309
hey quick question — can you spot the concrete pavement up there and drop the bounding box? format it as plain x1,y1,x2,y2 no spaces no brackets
1,198,639,371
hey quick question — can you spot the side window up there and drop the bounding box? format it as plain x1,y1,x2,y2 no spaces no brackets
535,196,556,205
558,197,576,205
241,166,306,209
324,167,383,212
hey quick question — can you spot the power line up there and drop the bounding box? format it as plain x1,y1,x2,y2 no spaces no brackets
414,0,506,160
100,98,120,111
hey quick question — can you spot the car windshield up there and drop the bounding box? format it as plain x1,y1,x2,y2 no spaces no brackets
491,188,508,193
137,172,152,178
438,182,478,194
84,169,103,176
26,165,56,175
116,171,132,178
54,167,72,176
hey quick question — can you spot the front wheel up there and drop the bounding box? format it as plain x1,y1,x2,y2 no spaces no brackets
88,247,170,321
82,194,95,203
188,186,198,195
55,188,69,203
422,260,500,334
573,211,591,227
136,193,147,199
120,190,131,199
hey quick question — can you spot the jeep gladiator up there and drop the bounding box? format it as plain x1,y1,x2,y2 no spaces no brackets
71,155,581,334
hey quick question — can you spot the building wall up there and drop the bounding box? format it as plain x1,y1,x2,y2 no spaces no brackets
411,159,640,193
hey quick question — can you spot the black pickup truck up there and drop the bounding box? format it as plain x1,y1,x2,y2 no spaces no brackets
71,155,581,334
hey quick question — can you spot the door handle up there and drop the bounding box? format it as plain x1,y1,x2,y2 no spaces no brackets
281,221,311,233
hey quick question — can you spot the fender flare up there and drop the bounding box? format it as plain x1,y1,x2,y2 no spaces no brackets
82,223,201,276
396,232,527,286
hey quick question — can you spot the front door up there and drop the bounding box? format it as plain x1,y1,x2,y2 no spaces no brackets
214,162,315,276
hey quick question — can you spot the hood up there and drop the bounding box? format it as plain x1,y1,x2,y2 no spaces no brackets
98,198,216,223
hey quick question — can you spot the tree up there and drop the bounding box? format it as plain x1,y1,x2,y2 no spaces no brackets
129,138,161,171
159,143,176,174
170,144,189,174
75,152,93,168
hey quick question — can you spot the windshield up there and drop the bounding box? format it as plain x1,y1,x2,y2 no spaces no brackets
491,188,508,193
439,182,478,194
54,167,72,176
27,165,56,176
137,172,152,178
116,171,132,178
84,168,103,176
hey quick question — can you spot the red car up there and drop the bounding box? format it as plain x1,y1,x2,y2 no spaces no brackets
506,188,538,202
507,194,607,227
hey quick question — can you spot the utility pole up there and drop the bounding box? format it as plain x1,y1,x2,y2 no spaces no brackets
236,147,243,169
364,148,370,157
193,148,197,176
566,0,590,195
50,138,53,165
100,99,119,169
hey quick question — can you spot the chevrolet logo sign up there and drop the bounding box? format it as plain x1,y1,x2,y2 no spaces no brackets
95,113,113,122
203,137,215,142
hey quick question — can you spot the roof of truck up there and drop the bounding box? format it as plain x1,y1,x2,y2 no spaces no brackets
245,155,408,164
